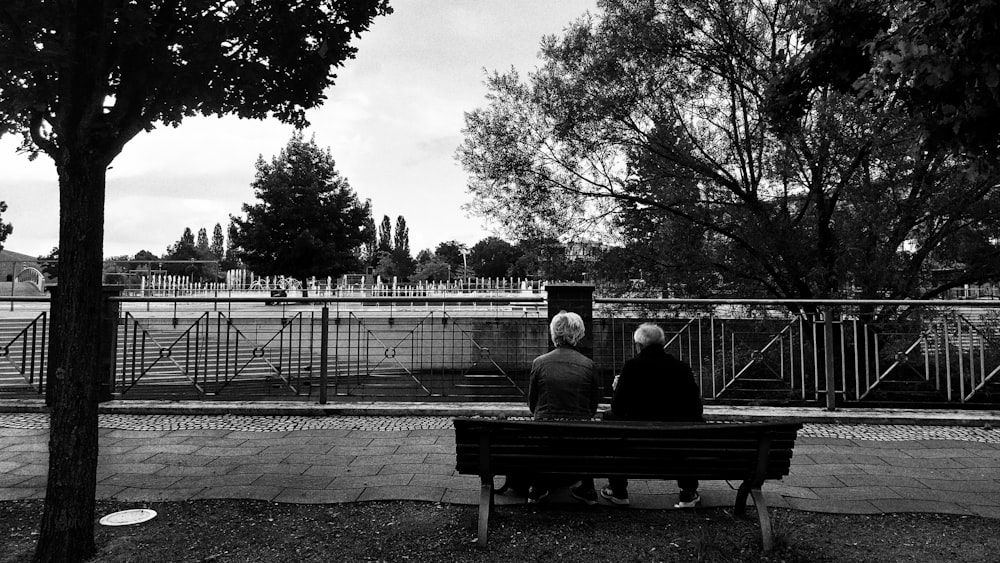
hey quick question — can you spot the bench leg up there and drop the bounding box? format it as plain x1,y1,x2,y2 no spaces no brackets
477,477,493,548
749,488,774,552
734,481,751,516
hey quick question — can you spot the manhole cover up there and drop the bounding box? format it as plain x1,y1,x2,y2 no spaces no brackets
99,509,157,526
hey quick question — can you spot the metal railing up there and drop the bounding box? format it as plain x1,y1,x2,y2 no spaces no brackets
2,294,999,407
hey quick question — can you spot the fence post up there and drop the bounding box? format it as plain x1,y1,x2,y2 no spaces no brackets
545,283,595,358
319,305,329,404
823,305,837,411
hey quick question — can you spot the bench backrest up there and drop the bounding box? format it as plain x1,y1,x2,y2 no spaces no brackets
454,418,803,481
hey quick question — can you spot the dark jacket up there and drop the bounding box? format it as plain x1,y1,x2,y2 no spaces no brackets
528,345,599,420
611,345,703,422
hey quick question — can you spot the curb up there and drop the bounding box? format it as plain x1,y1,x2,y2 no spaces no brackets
2,399,998,427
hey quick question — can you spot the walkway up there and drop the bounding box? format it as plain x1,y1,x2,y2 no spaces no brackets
1,403,999,519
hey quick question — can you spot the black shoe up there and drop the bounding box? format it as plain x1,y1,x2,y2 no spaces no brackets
527,487,550,504
674,490,700,508
600,486,630,506
571,486,597,506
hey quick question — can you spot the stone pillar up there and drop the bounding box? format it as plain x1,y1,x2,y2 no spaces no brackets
545,283,595,358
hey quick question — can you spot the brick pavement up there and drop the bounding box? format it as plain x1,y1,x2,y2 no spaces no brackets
2,409,999,519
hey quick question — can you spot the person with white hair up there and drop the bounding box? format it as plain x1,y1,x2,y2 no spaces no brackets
526,310,600,505
601,322,704,508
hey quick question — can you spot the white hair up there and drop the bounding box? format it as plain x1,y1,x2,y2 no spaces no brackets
550,310,585,346
633,323,665,350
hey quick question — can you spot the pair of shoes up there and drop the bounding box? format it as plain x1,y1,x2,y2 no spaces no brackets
570,486,598,506
599,487,630,506
527,487,550,504
674,490,701,509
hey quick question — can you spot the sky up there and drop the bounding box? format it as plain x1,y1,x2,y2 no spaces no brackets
0,0,597,259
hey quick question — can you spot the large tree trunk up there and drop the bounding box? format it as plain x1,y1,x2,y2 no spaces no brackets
34,154,107,562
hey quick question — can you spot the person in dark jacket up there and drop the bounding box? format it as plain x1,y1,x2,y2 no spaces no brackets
601,322,704,507
525,310,600,505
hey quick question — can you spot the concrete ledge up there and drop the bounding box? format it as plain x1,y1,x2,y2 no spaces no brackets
2,399,998,427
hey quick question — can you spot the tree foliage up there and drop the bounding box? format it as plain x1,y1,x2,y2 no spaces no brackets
469,236,522,278
769,0,1000,162
230,133,370,281
0,201,11,251
0,2,390,560
458,0,1000,300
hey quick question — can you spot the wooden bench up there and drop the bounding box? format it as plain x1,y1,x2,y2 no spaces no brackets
453,417,802,551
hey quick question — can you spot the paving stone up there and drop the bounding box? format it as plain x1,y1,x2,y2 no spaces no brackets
319,445,398,457
305,464,383,478
191,485,281,501
99,474,182,489
97,452,159,464
408,474,475,490
282,453,352,466
780,475,844,488
807,486,900,501
225,430,292,440
10,464,48,476
181,436,251,448
97,445,140,455
766,484,821,499
260,443,333,454
836,474,924,488
97,462,167,476
173,474,261,488
143,453,216,467
788,463,870,476
806,453,892,465
330,473,414,489
156,465,239,477
106,436,191,447
0,488,43,501
869,498,973,515
273,488,362,504
0,473,31,487
380,463,455,476
968,504,1000,519
784,498,881,514
879,457,966,469
396,444,453,455
955,457,1000,468
189,446,266,457
423,453,453,465
307,437,375,447
889,487,1000,505
252,473,334,490
346,430,412,439
368,436,438,447
110,488,202,502
102,429,172,439
904,448,984,459
129,444,203,455
861,465,955,479
359,485,443,503
3,442,48,452
348,454,427,467
207,454,292,466
915,478,1000,493
231,463,311,475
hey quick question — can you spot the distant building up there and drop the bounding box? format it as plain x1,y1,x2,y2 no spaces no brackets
564,240,608,263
